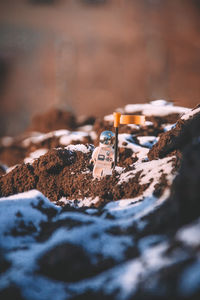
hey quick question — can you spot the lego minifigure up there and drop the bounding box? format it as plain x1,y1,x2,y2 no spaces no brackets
91,130,115,179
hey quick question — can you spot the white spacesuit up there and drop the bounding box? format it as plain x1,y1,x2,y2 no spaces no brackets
91,131,115,179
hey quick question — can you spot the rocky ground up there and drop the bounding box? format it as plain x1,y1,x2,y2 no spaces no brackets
0,100,200,300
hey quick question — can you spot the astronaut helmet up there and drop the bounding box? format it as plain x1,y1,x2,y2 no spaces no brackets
99,131,115,146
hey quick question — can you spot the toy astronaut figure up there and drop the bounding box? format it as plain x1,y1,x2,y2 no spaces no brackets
91,130,115,179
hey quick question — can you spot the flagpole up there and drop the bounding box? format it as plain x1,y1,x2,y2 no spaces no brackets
113,112,145,168
113,112,121,168
114,126,118,167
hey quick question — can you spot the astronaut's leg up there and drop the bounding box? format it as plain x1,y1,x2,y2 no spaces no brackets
93,164,104,179
102,164,113,176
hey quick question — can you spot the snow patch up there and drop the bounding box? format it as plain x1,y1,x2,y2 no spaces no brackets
125,100,189,117
176,218,200,247
24,149,48,164
65,144,93,154
137,136,159,148
60,131,89,145
181,106,200,121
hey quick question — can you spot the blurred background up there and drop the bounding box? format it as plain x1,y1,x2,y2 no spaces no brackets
0,0,200,136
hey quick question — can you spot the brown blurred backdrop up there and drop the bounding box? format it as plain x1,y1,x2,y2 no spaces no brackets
0,0,200,136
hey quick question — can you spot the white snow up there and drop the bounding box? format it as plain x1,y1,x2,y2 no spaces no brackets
65,144,93,154
24,149,48,164
76,101,187,140
125,100,189,117
67,241,171,299
138,235,166,253
181,106,200,121
57,196,100,208
6,164,19,174
60,131,89,145
162,123,176,132
118,133,149,161
179,260,200,296
118,156,175,194
0,100,198,300
22,130,70,147
137,136,159,148
77,124,93,132
145,120,154,126
22,129,95,149
104,114,114,122
176,218,200,247
0,190,60,250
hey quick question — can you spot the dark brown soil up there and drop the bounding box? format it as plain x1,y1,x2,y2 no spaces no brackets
0,106,182,167
1,107,200,300
148,105,200,160
0,146,149,206
141,138,200,236
170,138,200,225
38,242,115,283
153,173,169,198
0,108,188,206
118,147,137,167
28,108,77,133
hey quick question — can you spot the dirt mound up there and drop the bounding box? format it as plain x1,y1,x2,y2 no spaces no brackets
0,102,185,167
0,130,93,168
28,108,77,133
38,242,115,283
148,105,200,160
170,138,200,225
141,136,200,241
0,145,149,206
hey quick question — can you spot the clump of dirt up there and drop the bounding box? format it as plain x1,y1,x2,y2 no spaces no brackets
38,242,115,283
28,108,77,133
118,147,137,167
0,146,149,206
153,173,169,198
148,105,200,160
0,163,36,196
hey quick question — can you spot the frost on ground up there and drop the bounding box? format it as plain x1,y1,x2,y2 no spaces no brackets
0,100,200,299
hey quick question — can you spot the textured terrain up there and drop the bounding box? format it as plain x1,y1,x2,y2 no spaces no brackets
0,100,200,300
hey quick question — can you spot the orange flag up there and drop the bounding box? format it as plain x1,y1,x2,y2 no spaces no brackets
113,112,145,127
113,112,145,166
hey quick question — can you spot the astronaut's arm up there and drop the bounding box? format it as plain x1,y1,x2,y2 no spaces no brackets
90,147,99,164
